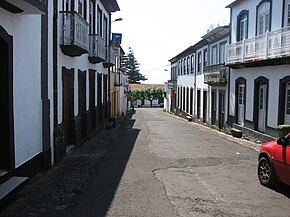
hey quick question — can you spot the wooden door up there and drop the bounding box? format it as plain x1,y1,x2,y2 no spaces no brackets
238,84,245,125
258,84,267,132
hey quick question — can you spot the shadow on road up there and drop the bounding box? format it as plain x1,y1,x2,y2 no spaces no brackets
272,183,290,198
58,111,140,217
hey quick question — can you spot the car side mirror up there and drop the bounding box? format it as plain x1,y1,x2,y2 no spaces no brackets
277,137,286,146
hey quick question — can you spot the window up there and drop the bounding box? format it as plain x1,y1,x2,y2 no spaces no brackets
211,46,217,65
257,1,270,35
181,60,183,75
286,83,290,115
187,57,190,74
103,16,108,43
284,0,290,26
191,54,194,74
219,42,226,64
65,0,71,11
177,61,180,75
240,15,247,40
183,58,186,74
197,52,202,73
89,0,95,34
203,49,208,67
237,10,249,41
97,6,102,37
78,0,83,15
78,0,87,19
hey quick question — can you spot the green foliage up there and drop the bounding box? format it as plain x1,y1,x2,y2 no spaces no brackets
129,88,145,101
121,47,147,84
129,87,165,107
277,125,290,137
144,87,165,101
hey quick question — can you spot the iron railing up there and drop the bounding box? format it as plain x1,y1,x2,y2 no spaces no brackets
226,26,290,65
60,11,89,51
88,34,106,60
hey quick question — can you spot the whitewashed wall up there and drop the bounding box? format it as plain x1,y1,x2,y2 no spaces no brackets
229,65,289,128
57,0,110,124
230,0,284,43
0,9,43,167
195,46,209,119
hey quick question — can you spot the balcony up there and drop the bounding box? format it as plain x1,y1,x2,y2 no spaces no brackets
88,34,106,64
59,11,89,57
103,47,118,68
204,64,227,86
0,0,47,14
226,26,290,68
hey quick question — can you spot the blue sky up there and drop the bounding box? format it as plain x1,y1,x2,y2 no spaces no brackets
112,0,233,84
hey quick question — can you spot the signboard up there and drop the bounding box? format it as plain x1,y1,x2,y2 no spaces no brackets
112,33,122,44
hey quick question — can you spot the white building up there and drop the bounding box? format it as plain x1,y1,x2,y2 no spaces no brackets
171,26,229,129
173,45,198,118
0,0,120,203
202,26,230,129
226,0,290,140
54,0,120,162
0,0,51,203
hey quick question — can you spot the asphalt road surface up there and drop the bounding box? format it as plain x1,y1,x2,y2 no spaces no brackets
49,108,290,217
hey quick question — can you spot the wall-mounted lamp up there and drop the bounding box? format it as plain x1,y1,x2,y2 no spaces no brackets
112,18,123,23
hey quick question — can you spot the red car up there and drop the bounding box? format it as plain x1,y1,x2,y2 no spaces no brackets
258,133,290,187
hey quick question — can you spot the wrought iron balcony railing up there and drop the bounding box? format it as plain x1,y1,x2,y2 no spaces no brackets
60,11,89,57
88,34,106,63
103,46,119,68
226,26,290,66
204,64,227,86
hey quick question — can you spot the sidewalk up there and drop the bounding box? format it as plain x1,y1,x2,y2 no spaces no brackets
0,113,131,217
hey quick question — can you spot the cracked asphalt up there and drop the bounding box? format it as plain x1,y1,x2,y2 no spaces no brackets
1,108,290,217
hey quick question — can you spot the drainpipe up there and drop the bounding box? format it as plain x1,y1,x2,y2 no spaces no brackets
193,53,197,119
108,14,112,119
53,0,58,163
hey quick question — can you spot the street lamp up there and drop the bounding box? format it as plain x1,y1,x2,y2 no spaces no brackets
112,18,123,23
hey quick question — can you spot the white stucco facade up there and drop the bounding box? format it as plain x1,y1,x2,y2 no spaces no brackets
229,65,290,129
227,0,290,138
0,8,43,167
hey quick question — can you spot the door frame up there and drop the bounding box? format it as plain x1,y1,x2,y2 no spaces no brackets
254,77,269,132
203,90,208,123
62,67,75,147
258,83,267,132
78,70,87,138
0,25,15,170
211,90,217,125
278,76,290,125
218,90,226,129
235,77,246,126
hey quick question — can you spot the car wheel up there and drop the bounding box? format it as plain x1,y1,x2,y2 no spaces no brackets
258,157,275,187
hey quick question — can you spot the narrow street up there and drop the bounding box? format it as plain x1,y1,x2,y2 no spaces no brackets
1,108,290,217
50,108,290,217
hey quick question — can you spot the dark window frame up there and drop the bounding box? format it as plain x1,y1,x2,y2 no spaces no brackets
255,0,272,36
203,49,208,67
237,10,249,41
197,51,202,73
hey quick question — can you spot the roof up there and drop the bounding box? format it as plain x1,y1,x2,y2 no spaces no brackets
201,25,230,41
129,84,165,90
168,39,208,63
168,46,194,63
100,0,120,13
226,0,243,8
